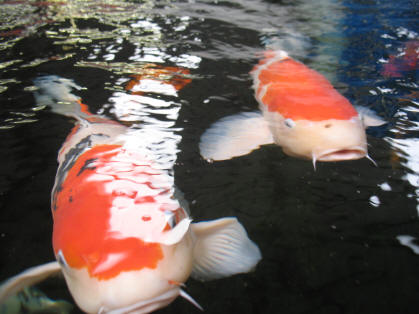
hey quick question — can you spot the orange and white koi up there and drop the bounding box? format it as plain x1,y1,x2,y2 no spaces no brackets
199,50,384,167
0,75,261,314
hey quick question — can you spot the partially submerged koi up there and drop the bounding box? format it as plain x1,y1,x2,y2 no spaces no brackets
200,50,385,167
0,75,261,314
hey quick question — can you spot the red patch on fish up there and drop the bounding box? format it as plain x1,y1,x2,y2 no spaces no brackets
52,144,164,280
253,54,358,121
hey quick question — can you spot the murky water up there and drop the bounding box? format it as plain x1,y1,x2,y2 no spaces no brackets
0,0,418,313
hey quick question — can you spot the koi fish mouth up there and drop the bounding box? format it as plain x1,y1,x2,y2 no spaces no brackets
99,286,202,314
315,147,367,162
312,146,376,169
99,288,179,314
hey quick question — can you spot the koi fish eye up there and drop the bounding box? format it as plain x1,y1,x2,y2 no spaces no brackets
284,118,295,128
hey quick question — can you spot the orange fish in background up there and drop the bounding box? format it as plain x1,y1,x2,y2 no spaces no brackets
199,50,385,167
381,40,419,78
125,64,191,96
0,75,261,313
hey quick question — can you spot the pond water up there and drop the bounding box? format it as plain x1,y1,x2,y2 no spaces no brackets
0,0,418,313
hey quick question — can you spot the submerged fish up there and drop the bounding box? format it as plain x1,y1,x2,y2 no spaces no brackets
0,75,261,314
0,286,73,314
199,50,384,166
125,64,192,96
381,40,418,78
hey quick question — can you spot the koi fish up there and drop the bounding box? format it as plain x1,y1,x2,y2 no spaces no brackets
125,64,191,96
199,50,384,167
381,40,418,78
0,75,261,313
0,287,73,314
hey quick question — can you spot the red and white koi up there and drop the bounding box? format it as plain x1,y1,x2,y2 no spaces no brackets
381,40,418,78
0,75,261,314
199,50,384,167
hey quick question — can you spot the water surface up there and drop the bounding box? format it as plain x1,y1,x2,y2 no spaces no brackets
0,0,418,313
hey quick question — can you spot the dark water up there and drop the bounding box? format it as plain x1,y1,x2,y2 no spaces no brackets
0,0,418,313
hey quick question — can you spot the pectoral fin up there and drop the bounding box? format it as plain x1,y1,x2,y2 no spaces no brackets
191,217,261,281
355,106,387,127
199,112,273,161
0,261,61,303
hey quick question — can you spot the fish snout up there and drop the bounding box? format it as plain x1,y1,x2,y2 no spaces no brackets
100,286,181,314
313,146,367,162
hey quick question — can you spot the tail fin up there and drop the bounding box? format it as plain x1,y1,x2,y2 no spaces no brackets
33,75,90,120
260,28,310,60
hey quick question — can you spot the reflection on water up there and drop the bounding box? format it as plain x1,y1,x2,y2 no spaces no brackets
109,64,194,172
374,26,419,231
371,16,418,254
0,0,419,313
385,106,419,214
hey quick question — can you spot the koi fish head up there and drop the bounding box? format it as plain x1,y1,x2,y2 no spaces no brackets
56,237,195,314
264,109,368,164
52,145,197,313
252,50,369,164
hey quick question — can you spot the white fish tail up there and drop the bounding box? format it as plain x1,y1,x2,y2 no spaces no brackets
33,75,87,121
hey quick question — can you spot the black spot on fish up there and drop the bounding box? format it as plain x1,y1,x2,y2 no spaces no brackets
77,158,97,176
52,135,95,210
51,133,110,211
69,195,73,203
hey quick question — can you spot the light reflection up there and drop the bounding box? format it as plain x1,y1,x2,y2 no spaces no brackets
385,108,419,214
111,92,183,173
92,252,126,275
396,235,419,255
378,182,392,191
131,20,161,32
65,9,200,176
106,56,197,173
369,195,380,207
128,79,178,96
0,0,201,177
378,27,419,239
